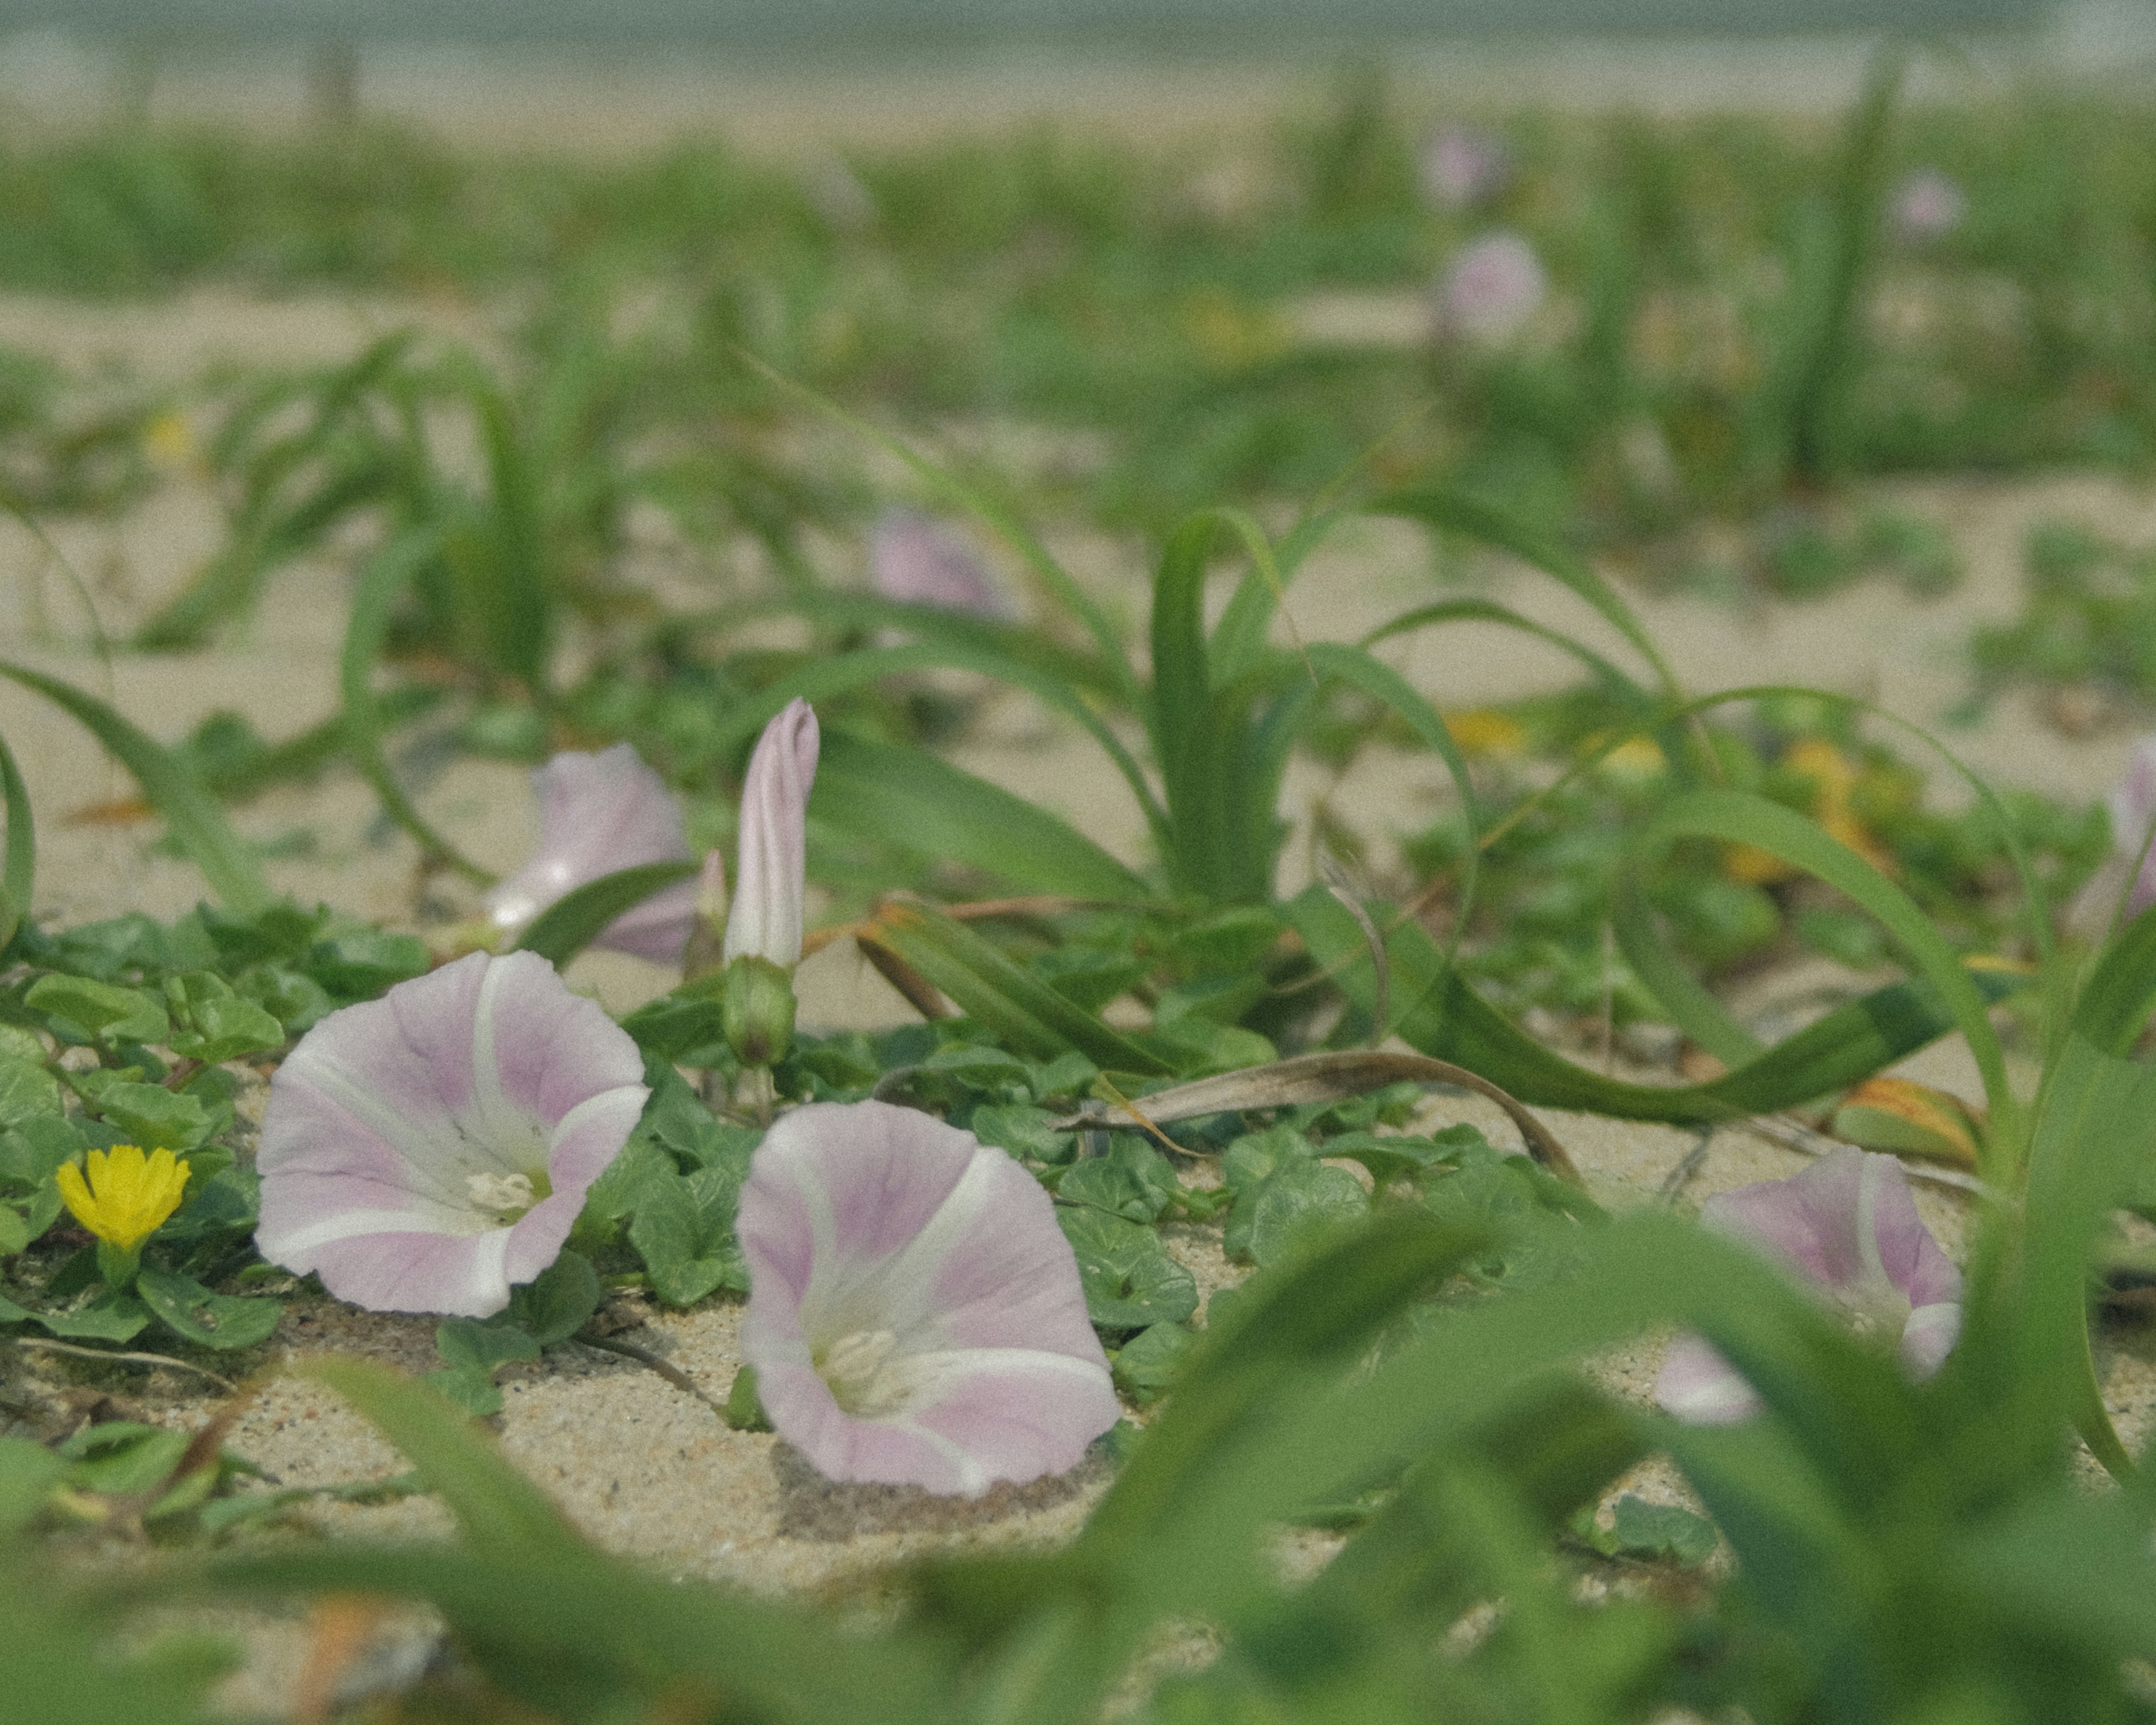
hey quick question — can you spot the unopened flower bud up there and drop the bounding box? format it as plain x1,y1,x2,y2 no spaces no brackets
723,955,797,1071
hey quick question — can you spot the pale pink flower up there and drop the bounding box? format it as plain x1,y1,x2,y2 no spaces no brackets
869,510,1011,618
738,1099,1117,1496
1656,1148,1962,1424
483,743,698,964
724,699,819,970
1435,231,1547,345
1419,125,1509,211
254,951,648,1318
2108,734,2156,921
1891,168,1967,243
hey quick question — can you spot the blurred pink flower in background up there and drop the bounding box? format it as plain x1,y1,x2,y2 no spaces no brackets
724,698,819,970
870,509,1012,618
2108,733,2156,921
1435,231,1547,345
254,951,648,1318
1419,125,1510,211
1891,168,1968,242
738,1099,1118,1496
483,743,698,963
1656,1148,1962,1425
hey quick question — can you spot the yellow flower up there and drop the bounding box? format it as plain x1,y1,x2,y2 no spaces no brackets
54,1146,190,1253
140,408,197,471
1444,708,1527,759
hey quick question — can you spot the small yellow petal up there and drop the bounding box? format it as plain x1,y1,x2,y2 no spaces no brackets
55,1144,190,1253
53,1159,97,1233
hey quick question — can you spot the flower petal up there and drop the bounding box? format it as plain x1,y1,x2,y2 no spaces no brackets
1703,1147,1959,1311
739,1099,1116,1496
1654,1333,1764,1425
723,700,819,969
869,511,1011,618
2111,734,2156,919
484,744,697,962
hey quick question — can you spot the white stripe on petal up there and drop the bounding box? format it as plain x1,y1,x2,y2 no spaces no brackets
268,1207,494,1257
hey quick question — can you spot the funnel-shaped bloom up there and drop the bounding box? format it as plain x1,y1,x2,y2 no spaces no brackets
1656,1148,1961,1424
739,1099,1117,1496
57,1145,190,1254
1891,168,1967,242
1420,125,1509,210
254,951,648,1318
870,510,1011,618
1436,231,1547,345
2109,734,2156,921
483,744,698,964
723,700,819,970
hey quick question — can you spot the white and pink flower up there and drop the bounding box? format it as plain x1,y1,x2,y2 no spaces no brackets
1419,125,1509,211
1891,168,1968,243
724,698,819,971
738,1099,1117,1496
483,743,699,964
1657,1148,1962,1424
2108,734,2156,922
1435,231,1547,346
870,510,1011,618
254,950,648,1318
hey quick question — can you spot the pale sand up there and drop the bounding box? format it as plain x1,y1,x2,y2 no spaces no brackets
2,294,2154,1715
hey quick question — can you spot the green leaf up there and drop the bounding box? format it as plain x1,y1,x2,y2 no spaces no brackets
25,975,169,1047
628,1166,748,1307
0,661,271,912
427,1316,542,1416
1112,1322,1195,1407
0,1057,62,1130
812,731,1152,903
30,1290,150,1342
505,1251,601,1348
164,973,286,1064
1241,1157,1371,1268
68,1073,216,1153
725,1364,771,1432
1593,1495,1720,1567
1058,1207,1198,1331
135,1267,282,1352
970,1103,1077,1165
1057,1138,1179,1224
59,1421,193,1496
513,860,700,966
302,928,431,1001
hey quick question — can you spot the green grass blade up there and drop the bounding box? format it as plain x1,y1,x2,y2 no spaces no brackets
737,350,1138,700
1287,883,2026,1126
812,732,1153,903
1611,874,1765,1070
0,660,270,913
513,860,701,967
340,528,494,885
1371,485,1683,700
1359,596,1652,704
709,644,1173,862
1150,513,1226,898
2068,901,2156,1056
0,728,31,948
860,899,1171,1075
1640,788,2017,1166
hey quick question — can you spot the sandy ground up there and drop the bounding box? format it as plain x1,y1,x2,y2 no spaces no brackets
3,290,2156,1715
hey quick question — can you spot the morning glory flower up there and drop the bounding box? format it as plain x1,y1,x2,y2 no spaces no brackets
1891,168,1967,242
1435,231,1547,345
870,509,1012,618
723,699,819,971
57,1145,189,1256
254,950,648,1318
1657,1148,1962,1424
738,1099,1118,1497
1419,125,1509,210
2108,734,2156,921
483,743,700,964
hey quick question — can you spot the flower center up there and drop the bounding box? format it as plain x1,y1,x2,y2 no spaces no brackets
465,1170,546,1224
817,1328,913,1419
1832,1276,1914,1341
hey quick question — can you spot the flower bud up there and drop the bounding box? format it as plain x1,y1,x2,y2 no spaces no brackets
723,955,798,1071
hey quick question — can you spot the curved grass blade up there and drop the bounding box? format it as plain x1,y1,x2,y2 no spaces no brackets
513,859,701,967
812,732,1153,904
0,729,31,948
2068,901,2156,1058
1287,883,2028,1126
0,660,270,913
340,528,493,884
858,897,1171,1075
737,349,1138,701
1611,874,1764,1070
1371,485,1682,699
1641,788,2016,1166
1359,596,1652,704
